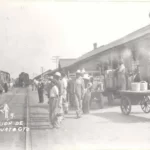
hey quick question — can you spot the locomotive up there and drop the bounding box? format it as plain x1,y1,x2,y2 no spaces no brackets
18,72,30,87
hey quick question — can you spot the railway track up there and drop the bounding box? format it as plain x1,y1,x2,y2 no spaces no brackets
25,88,32,150
25,88,50,150
0,87,29,150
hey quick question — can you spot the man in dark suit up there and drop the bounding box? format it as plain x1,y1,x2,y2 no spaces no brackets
37,79,44,103
133,66,141,82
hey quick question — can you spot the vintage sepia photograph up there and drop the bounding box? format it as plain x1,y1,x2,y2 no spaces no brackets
0,0,150,150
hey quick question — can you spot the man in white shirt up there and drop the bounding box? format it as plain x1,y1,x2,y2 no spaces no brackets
117,60,126,90
49,74,63,128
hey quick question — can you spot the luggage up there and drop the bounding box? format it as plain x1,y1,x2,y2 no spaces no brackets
140,81,148,91
131,82,140,91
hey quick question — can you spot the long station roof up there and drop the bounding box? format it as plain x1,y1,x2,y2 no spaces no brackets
34,24,150,78
66,24,150,68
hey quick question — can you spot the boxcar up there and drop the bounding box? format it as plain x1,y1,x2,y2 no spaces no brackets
0,70,10,86
19,72,30,87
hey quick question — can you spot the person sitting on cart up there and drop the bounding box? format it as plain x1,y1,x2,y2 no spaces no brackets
133,66,141,82
116,59,126,90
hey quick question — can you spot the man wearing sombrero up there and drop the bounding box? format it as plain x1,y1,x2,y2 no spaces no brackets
49,77,62,128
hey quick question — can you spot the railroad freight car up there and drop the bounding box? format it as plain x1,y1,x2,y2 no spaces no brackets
18,72,30,87
0,70,10,86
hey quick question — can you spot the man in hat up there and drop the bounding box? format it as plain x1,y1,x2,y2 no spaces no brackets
116,59,126,90
45,76,53,103
49,78,61,128
37,78,44,103
54,72,62,95
53,72,64,121
74,70,85,118
133,65,141,82
67,77,75,108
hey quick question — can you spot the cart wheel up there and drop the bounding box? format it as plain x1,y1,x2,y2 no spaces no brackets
140,96,150,113
120,96,131,115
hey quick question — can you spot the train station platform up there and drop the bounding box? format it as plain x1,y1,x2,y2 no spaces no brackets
27,86,150,150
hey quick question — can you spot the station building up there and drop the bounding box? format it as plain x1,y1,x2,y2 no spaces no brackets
34,24,150,80
65,24,150,80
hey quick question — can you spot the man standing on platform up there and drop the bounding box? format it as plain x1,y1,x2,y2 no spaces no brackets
49,78,61,128
74,70,85,118
37,79,44,103
53,72,64,121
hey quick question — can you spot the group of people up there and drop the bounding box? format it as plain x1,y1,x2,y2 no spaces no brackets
113,59,142,91
32,59,143,129
33,69,94,129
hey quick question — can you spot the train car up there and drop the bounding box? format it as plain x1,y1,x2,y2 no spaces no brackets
94,48,150,105
18,72,30,87
0,70,10,86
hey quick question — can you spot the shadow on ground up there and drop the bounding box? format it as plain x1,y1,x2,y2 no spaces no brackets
30,113,51,130
91,112,150,123
30,105,48,109
30,125,52,130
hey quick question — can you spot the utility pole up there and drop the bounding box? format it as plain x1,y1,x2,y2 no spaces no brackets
51,56,60,69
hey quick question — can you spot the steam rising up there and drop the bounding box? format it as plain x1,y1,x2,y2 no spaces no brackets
122,48,132,59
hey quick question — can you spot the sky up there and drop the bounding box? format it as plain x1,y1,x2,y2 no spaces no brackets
1,1,150,78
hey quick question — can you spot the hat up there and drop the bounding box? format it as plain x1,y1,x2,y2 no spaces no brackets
76,70,81,74
83,74,90,80
55,72,61,77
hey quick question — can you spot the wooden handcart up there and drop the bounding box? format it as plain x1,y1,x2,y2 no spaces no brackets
119,90,150,115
